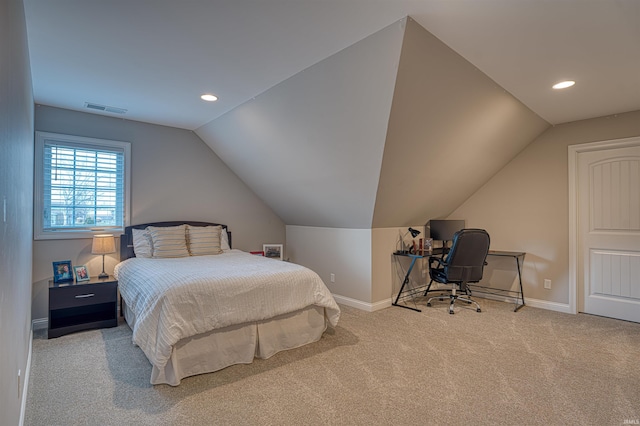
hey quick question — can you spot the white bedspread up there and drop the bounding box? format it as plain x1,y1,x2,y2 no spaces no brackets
114,250,340,370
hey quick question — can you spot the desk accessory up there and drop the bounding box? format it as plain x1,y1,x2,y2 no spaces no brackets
396,227,421,254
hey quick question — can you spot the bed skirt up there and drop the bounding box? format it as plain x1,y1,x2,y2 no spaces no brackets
123,303,328,386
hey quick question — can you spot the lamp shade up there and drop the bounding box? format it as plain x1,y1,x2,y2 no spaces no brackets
92,234,116,255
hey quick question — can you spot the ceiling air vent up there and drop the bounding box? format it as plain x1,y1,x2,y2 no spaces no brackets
84,102,127,114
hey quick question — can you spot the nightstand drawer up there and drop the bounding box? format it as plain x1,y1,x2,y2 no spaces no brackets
49,282,117,310
48,277,118,338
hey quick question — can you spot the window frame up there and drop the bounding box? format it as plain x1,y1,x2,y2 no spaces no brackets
34,131,131,240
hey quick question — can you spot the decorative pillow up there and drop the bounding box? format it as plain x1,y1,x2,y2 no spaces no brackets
221,227,231,251
187,225,223,256
132,228,153,258
147,225,189,258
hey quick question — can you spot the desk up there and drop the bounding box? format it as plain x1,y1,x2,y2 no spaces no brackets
392,249,526,313
392,250,446,312
467,250,526,312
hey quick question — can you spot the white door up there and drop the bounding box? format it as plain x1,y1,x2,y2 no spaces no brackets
578,143,640,322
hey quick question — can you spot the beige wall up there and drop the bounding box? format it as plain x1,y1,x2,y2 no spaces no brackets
0,0,34,423
373,17,549,228
32,106,285,321
451,110,640,310
287,225,428,309
329,110,640,311
286,226,372,307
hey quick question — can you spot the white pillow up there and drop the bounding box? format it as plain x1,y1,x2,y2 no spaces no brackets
221,227,231,251
147,225,189,258
187,225,223,256
132,228,153,258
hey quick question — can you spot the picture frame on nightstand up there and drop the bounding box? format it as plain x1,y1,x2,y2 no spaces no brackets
52,260,73,284
263,244,283,260
74,265,90,282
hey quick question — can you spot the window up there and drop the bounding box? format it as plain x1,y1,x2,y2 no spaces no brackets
34,132,131,240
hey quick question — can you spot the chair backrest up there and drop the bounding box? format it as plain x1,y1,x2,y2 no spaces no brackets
442,229,490,283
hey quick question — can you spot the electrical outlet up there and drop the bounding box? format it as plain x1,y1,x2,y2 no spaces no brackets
330,273,335,283
544,279,551,289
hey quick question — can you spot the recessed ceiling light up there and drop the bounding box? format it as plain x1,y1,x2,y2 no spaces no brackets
200,94,218,102
552,80,575,90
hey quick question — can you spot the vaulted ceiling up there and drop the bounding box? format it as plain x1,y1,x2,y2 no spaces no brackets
197,18,548,228
23,1,640,228
24,1,640,129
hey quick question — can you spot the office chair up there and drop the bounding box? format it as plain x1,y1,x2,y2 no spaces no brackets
426,229,490,314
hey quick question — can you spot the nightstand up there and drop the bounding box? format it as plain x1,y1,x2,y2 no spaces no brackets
48,276,118,338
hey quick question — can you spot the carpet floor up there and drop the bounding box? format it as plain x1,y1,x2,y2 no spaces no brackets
25,299,640,425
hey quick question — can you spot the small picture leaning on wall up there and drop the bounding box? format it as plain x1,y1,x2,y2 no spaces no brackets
263,244,283,260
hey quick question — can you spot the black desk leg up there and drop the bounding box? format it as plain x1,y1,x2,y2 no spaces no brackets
392,257,422,312
514,256,525,312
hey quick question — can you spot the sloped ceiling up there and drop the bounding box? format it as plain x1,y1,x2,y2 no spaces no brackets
23,1,640,231
197,18,550,229
373,18,549,227
197,20,406,229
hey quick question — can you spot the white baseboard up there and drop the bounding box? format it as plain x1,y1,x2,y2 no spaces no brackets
32,318,47,331
20,326,34,426
520,297,572,314
332,294,390,312
458,292,573,314
333,292,573,315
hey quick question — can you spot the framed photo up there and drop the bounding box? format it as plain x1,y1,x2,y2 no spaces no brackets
263,244,283,260
74,265,90,282
52,260,73,284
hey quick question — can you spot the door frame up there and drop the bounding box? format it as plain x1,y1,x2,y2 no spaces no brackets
568,135,640,315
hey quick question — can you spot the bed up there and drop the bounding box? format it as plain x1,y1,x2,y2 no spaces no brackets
115,221,341,386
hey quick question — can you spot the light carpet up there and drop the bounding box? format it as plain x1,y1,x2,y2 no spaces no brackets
25,299,640,425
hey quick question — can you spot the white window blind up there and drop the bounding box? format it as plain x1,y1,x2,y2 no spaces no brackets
35,132,130,239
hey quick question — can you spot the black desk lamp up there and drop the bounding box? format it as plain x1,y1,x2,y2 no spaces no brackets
407,227,421,239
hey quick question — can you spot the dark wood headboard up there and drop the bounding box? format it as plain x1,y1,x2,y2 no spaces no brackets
119,221,231,261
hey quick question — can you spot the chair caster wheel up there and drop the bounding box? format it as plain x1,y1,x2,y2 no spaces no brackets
427,303,431,307
477,308,482,312
449,310,454,315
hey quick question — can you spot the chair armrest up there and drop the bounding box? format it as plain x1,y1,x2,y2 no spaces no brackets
429,256,448,267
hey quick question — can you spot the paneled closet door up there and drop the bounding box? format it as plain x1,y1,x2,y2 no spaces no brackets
578,144,640,322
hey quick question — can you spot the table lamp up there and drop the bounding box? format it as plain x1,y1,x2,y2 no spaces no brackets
92,234,116,279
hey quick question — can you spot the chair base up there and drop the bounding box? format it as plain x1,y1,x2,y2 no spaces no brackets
426,286,481,314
